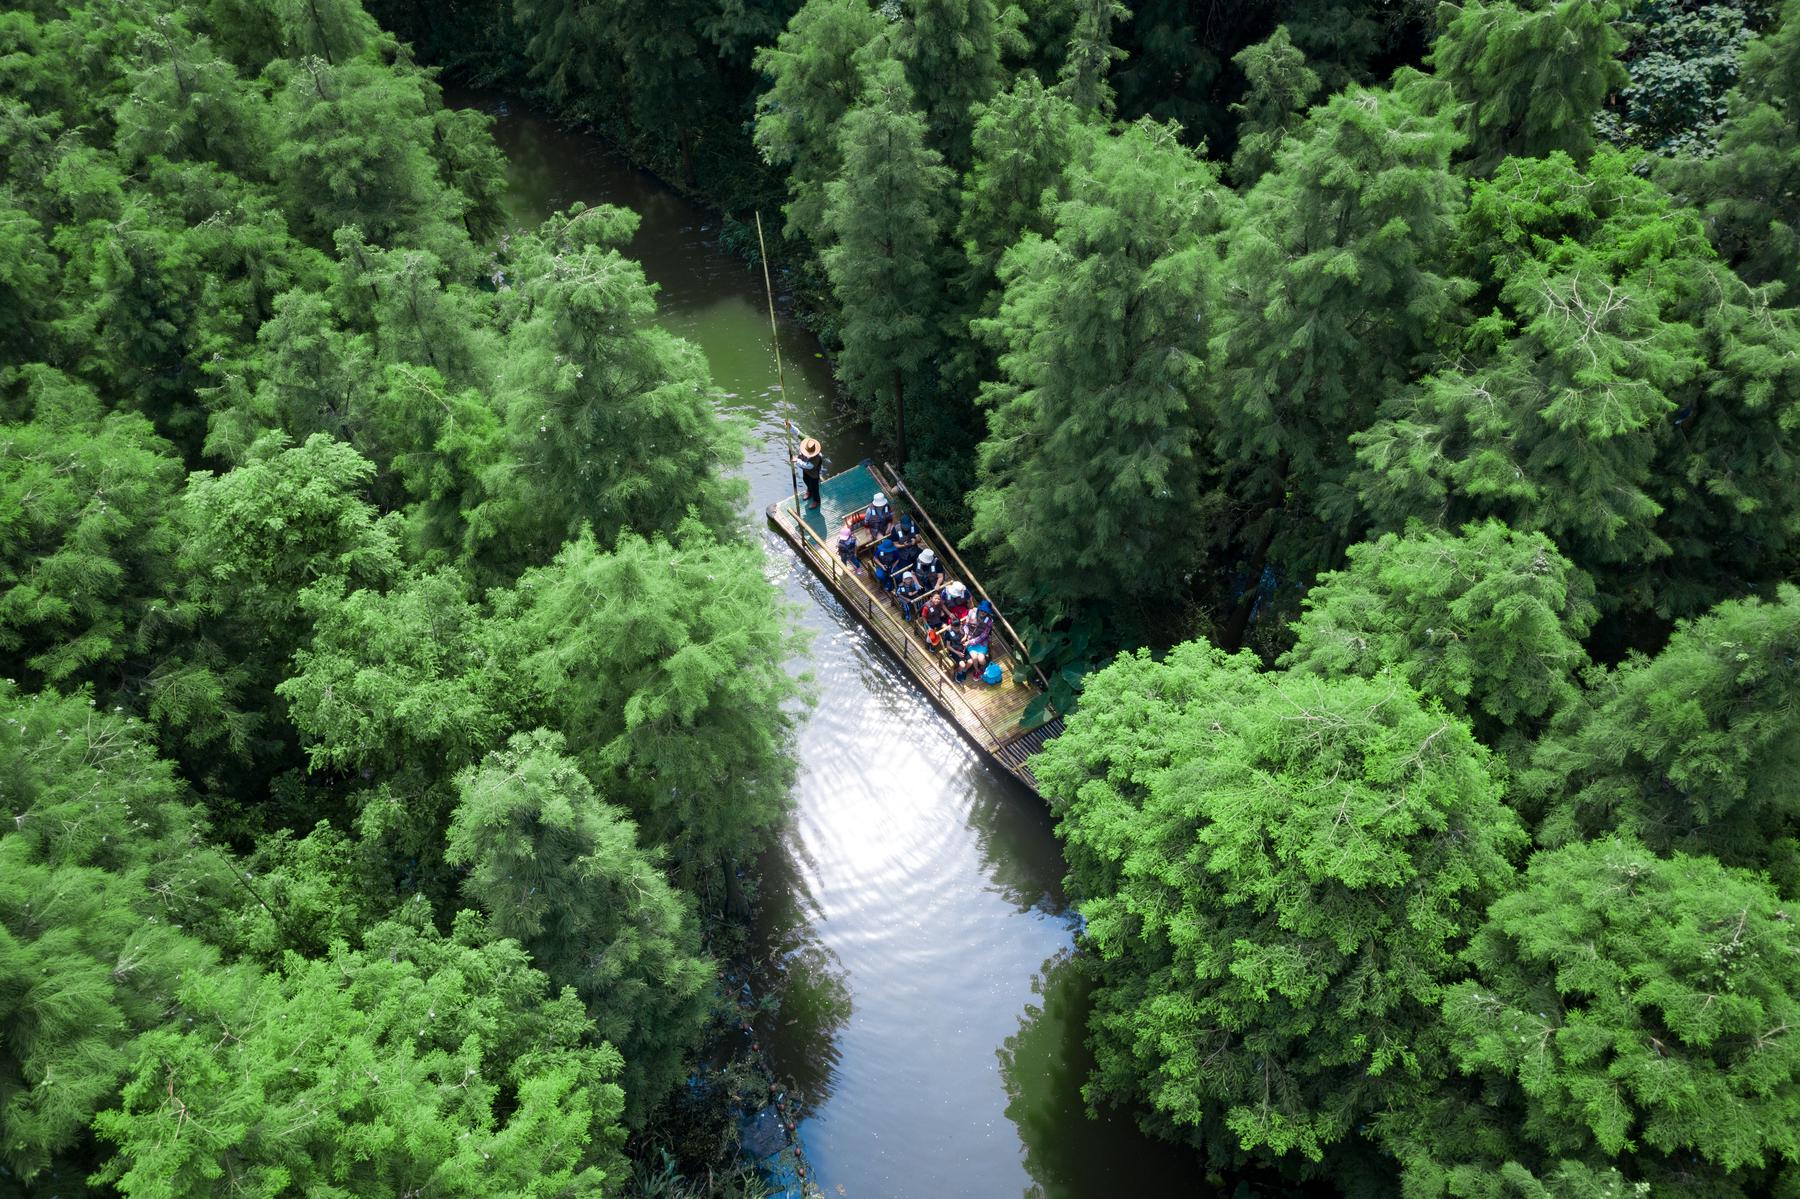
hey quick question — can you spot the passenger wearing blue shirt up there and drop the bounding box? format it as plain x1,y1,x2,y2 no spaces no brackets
872,535,903,591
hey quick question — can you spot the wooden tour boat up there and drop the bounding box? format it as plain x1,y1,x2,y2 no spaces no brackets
767,460,1064,794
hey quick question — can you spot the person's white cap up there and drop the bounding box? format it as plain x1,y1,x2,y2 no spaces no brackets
919,549,935,564
871,492,888,506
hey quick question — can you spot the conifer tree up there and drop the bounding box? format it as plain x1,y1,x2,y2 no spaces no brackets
1283,520,1596,747
268,53,469,262
1227,25,1320,189
113,17,268,176
899,0,1020,168
1213,75,1468,634
1442,838,1800,1194
96,911,629,1198
280,569,524,779
484,206,742,574
1530,585,1800,881
0,684,231,1187
754,0,884,244
0,367,183,692
1052,0,1128,116
1662,0,1800,298
819,59,954,465
503,527,798,889
1355,149,1800,618
154,435,401,769
958,72,1085,295
966,118,1226,617
1035,644,1523,1163
448,730,713,1121
1431,0,1628,173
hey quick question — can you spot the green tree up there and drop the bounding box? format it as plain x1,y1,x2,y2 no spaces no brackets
1282,521,1596,748
1227,25,1320,189
1662,0,1800,297
1431,0,1628,173
153,434,400,769
1036,643,1524,1164
112,16,268,177
899,0,1020,168
966,118,1226,618
0,366,183,692
267,53,470,263
1213,75,1468,638
753,0,883,244
279,569,523,780
483,206,742,574
1441,838,1800,1193
502,527,799,889
958,72,1085,296
448,730,713,1121
1355,149,1800,620
1531,585,1800,881
96,909,628,1199
1052,0,1127,115
0,683,229,1188
819,60,954,465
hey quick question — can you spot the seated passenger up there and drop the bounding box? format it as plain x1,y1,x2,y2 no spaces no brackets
963,600,995,673
913,548,944,591
872,535,903,591
863,491,894,539
944,581,972,623
921,592,951,641
964,600,995,651
891,515,922,571
894,570,925,620
940,620,972,682
836,519,862,573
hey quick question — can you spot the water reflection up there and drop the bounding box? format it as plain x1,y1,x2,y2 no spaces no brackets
1001,952,1204,1198
962,764,1069,915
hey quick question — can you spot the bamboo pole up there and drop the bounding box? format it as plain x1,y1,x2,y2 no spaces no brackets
754,212,801,518
877,465,1057,706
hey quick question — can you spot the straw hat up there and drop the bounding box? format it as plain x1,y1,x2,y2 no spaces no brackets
800,437,821,456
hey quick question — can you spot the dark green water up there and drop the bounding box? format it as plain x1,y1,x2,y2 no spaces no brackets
462,93,1206,1199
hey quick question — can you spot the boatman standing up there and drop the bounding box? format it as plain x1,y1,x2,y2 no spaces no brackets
796,437,824,509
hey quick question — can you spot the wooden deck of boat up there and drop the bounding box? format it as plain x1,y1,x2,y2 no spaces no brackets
767,461,1062,787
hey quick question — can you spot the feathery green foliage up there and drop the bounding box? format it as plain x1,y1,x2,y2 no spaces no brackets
1037,644,1524,1164
0,684,229,1186
96,910,629,1199
967,118,1226,618
1663,0,1800,296
1432,0,1628,173
1214,75,1468,591
448,731,713,1122
1531,585,1800,879
504,527,799,887
820,59,955,464
1284,521,1596,746
1442,838,1800,1192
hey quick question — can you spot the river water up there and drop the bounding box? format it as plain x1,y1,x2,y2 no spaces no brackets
464,94,1205,1199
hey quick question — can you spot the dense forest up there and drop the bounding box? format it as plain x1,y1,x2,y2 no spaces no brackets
5,0,1800,1196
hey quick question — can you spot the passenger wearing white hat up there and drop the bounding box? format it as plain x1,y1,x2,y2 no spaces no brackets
863,491,894,539
913,547,943,590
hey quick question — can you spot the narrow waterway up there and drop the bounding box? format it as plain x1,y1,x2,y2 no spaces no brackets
463,94,1205,1199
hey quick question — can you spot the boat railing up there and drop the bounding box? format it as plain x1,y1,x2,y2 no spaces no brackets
785,500,1011,750
870,465,1057,708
